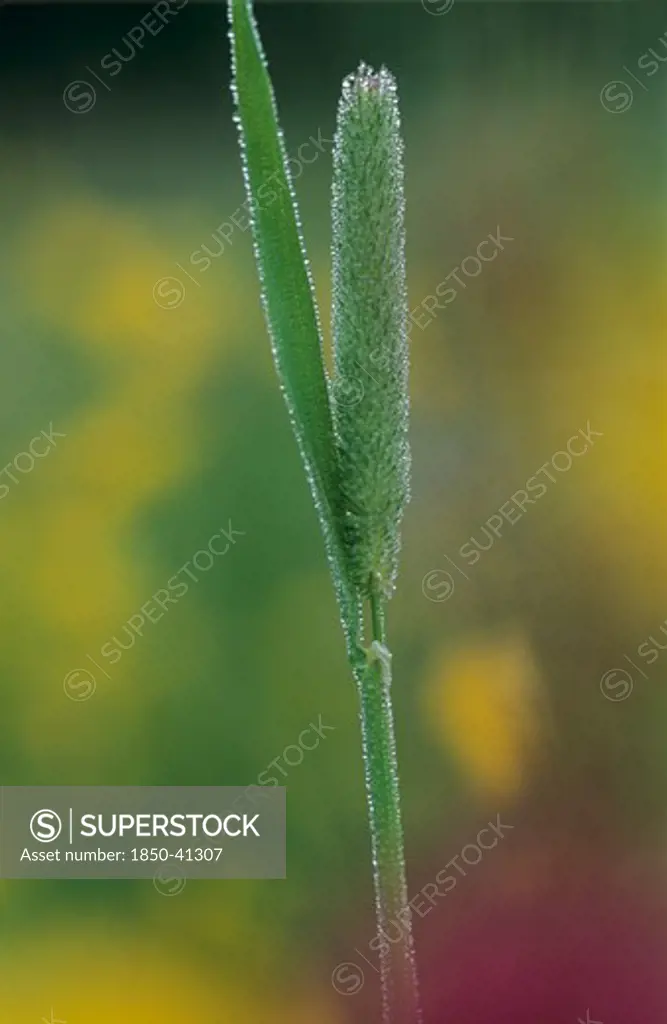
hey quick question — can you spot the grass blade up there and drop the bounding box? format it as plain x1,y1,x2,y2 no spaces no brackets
228,0,361,646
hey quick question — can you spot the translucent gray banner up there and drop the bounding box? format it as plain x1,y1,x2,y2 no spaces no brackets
0,786,285,879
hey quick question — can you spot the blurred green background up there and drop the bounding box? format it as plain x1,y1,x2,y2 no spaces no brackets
1,2,666,1021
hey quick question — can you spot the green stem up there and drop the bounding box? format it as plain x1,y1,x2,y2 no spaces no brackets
353,582,421,1023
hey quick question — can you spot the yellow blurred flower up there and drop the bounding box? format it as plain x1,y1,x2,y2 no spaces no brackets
0,927,340,1024
1,190,243,756
424,631,544,798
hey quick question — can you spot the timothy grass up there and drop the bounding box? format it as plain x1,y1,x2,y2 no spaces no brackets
228,2,420,1020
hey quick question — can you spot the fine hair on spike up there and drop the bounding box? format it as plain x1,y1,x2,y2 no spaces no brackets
331,61,410,601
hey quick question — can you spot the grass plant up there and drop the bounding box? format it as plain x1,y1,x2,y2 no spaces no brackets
228,3,420,1018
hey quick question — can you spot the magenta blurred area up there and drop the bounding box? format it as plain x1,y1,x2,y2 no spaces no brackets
419,845,667,1022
